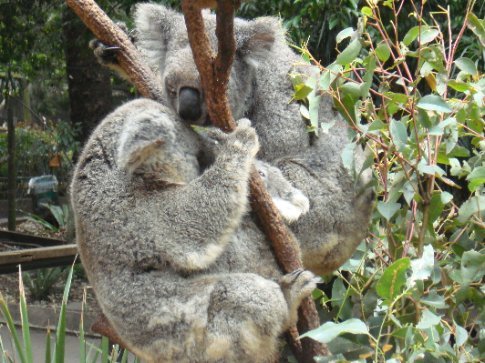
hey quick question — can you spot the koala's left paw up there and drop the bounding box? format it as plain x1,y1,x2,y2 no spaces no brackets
89,39,121,66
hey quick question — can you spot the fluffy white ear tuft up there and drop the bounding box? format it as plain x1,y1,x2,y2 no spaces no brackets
238,17,284,66
134,3,181,72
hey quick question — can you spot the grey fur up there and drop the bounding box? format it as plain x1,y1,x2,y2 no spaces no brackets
71,98,318,363
131,3,374,275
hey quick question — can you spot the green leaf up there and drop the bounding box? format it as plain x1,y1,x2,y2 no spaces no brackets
455,324,468,347
460,250,485,283
341,142,356,172
428,193,444,226
417,95,452,113
466,166,485,192
319,63,342,91
403,26,420,46
420,28,439,44
308,92,321,135
458,196,485,223
376,258,410,300
421,292,447,309
390,119,408,151
375,42,391,62
448,80,472,92
416,309,441,329
54,265,74,363
300,319,369,343
377,201,401,221
293,83,313,100
409,245,434,285
417,160,445,177
361,6,373,18
467,13,485,47
336,27,354,44
455,57,478,76
336,38,362,65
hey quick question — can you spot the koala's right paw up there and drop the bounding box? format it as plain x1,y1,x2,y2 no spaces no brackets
279,269,320,312
89,39,121,66
228,118,259,157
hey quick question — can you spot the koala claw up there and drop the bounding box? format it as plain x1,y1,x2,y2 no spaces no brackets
89,39,120,65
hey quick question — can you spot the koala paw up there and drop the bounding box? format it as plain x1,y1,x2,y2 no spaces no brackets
89,39,121,66
279,269,320,312
228,119,259,157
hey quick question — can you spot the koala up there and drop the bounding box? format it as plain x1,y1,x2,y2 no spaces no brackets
92,3,374,275
71,98,318,363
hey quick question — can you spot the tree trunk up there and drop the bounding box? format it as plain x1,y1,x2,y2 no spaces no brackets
62,6,113,145
7,93,16,231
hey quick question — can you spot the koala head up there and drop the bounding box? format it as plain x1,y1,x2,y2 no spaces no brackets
255,160,310,223
134,3,283,125
116,105,200,185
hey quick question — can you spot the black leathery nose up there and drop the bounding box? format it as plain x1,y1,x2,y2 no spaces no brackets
178,87,202,122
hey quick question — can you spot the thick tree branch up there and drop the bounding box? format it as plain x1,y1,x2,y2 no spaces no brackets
65,0,163,101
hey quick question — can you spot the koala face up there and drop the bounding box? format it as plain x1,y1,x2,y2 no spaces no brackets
255,160,310,223
134,4,279,125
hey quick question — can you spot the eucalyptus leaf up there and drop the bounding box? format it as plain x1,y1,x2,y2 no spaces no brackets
417,95,452,113
377,201,401,221
416,309,441,330
336,27,355,44
390,119,408,151
300,319,369,343
409,245,434,286
376,258,410,300
336,38,362,65
458,196,485,223
455,57,478,76
460,250,485,283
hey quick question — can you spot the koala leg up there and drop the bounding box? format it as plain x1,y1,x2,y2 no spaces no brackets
103,271,294,363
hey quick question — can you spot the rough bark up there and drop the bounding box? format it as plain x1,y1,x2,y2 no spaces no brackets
65,0,327,361
6,94,16,231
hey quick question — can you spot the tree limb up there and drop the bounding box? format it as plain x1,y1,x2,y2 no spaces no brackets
181,1,327,361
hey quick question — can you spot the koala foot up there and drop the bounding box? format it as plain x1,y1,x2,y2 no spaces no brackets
279,269,320,325
89,39,121,66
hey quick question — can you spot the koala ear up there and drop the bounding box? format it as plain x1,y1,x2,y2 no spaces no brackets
116,110,176,175
117,138,164,176
133,3,182,72
237,17,284,66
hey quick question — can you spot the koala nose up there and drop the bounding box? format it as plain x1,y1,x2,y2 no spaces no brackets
178,87,202,122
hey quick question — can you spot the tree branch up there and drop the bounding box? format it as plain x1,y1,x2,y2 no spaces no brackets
181,1,327,361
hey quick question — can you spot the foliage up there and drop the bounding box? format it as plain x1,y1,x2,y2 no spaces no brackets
22,267,68,302
0,122,79,188
0,266,139,363
293,0,484,361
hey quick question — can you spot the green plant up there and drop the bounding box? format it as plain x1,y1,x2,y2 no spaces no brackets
22,267,67,302
24,203,71,235
293,0,484,361
0,266,140,363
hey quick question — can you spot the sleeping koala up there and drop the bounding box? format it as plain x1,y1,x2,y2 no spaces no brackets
92,3,374,275
71,98,317,363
